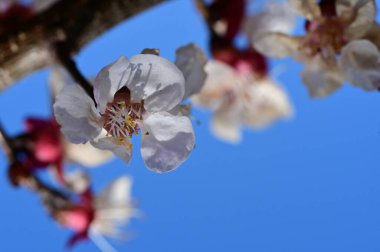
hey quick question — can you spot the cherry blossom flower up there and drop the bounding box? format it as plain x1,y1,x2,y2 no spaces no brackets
55,175,136,247
192,1,293,143
192,60,292,143
253,0,378,96
54,51,196,173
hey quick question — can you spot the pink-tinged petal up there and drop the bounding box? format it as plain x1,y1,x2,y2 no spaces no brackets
340,39,380,90
127,54,185,112
141,112,194,173
175,44,207,98
91,133,132,164
301,56,343,98
54,85,102,144
94,56,130,112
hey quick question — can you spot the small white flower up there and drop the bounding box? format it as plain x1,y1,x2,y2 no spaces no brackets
192,60,292,143
54,53,196,173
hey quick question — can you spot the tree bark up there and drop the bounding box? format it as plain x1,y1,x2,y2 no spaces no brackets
0,0,165,91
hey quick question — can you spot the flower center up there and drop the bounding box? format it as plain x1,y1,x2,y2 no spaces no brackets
302,17,347,61
102,88,143,141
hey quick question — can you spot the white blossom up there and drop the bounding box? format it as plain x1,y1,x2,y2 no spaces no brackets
253,0,377,96
54,53,196,173
192,60,292,143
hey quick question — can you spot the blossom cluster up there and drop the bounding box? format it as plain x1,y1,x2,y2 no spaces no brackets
2,0,380,251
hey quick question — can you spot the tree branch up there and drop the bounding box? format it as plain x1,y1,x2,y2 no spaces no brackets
0,0,165,92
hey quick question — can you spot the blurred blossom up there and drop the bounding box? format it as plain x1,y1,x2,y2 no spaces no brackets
253,0,379,96
55,175,137,248
194,0,293,143
54,50,198,173
192,60,292,143
9,117,66,184
7,117,113,188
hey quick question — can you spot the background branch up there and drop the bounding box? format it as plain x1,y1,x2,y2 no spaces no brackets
0,0,165,92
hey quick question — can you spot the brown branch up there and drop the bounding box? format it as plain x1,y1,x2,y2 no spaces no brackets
0,0,165,92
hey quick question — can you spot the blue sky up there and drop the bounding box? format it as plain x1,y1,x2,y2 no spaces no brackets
1,1,380,251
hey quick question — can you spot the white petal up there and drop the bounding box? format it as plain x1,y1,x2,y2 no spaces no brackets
126,54,185,112
244,2,296,41
211,107,241,144
141,112,195,173
337,0,375,39
340,39,380,90
175,44,207,98
91,133,132,164
253,33,302,58
288,0,321,19
64,140,114,167
241,79,293,128
94,56,130,112
301,56,344,97
54,85,102,144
